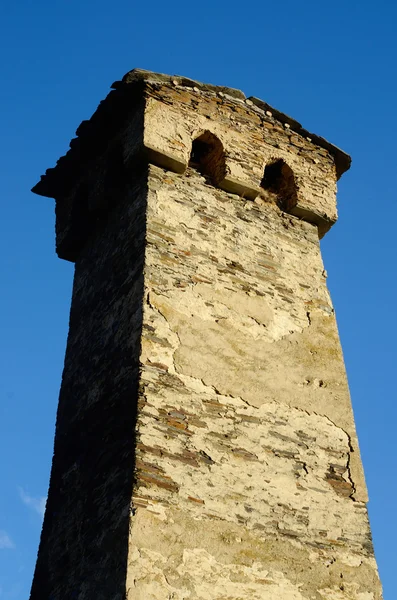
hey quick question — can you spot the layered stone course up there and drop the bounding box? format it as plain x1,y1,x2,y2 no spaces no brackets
127,165,380,598
34,68,351,262
30,70,382,600
141,81,339,235
30,171,149,600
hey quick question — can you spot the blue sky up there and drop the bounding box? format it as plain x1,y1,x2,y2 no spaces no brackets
0,1,396,598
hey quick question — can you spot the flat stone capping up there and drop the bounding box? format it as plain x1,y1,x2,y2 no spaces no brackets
32,68,351,199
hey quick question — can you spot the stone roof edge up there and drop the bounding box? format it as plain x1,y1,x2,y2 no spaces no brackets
118,69,351,179
32,68,351,198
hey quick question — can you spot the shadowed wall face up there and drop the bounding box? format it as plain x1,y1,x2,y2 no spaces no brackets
30,70,382,600
30,169,148,600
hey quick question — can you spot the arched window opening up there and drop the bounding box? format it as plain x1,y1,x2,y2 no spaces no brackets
260,159,298,212
189,131,226,185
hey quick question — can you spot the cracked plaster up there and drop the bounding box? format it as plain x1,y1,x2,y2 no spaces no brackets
129,165,382,599
29,74,382,600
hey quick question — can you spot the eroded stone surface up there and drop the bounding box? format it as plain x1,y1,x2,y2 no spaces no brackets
30,73,382,600
141,85,338,234
126,509,380,600
130,165,382,599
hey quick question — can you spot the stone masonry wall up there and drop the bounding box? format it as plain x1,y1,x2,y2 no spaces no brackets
127,165,382,599
30,70,382,600
139,81,339,236
30,170,148,600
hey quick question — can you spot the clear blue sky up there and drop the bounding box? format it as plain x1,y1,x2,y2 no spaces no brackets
0,1,395,598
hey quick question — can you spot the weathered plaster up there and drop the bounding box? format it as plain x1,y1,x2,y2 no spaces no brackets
142,88,338,233
131,165,380,598
126,509,380,600
29,71,382,600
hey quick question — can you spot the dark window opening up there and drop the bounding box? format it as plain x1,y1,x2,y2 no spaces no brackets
261,159,298,212
189,131,226,185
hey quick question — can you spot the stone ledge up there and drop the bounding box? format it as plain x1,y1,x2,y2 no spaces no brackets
32,68,351,200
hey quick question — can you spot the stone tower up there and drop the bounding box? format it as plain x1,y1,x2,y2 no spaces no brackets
30,69,382,600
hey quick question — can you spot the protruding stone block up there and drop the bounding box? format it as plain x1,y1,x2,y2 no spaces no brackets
33,68,351,261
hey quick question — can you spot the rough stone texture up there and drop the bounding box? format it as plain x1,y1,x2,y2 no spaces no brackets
141,85,339,234
30,70,382,600
30,169,148,599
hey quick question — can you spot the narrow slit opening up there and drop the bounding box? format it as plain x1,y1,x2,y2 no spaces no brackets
189,131,226,185
261,159,298,212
